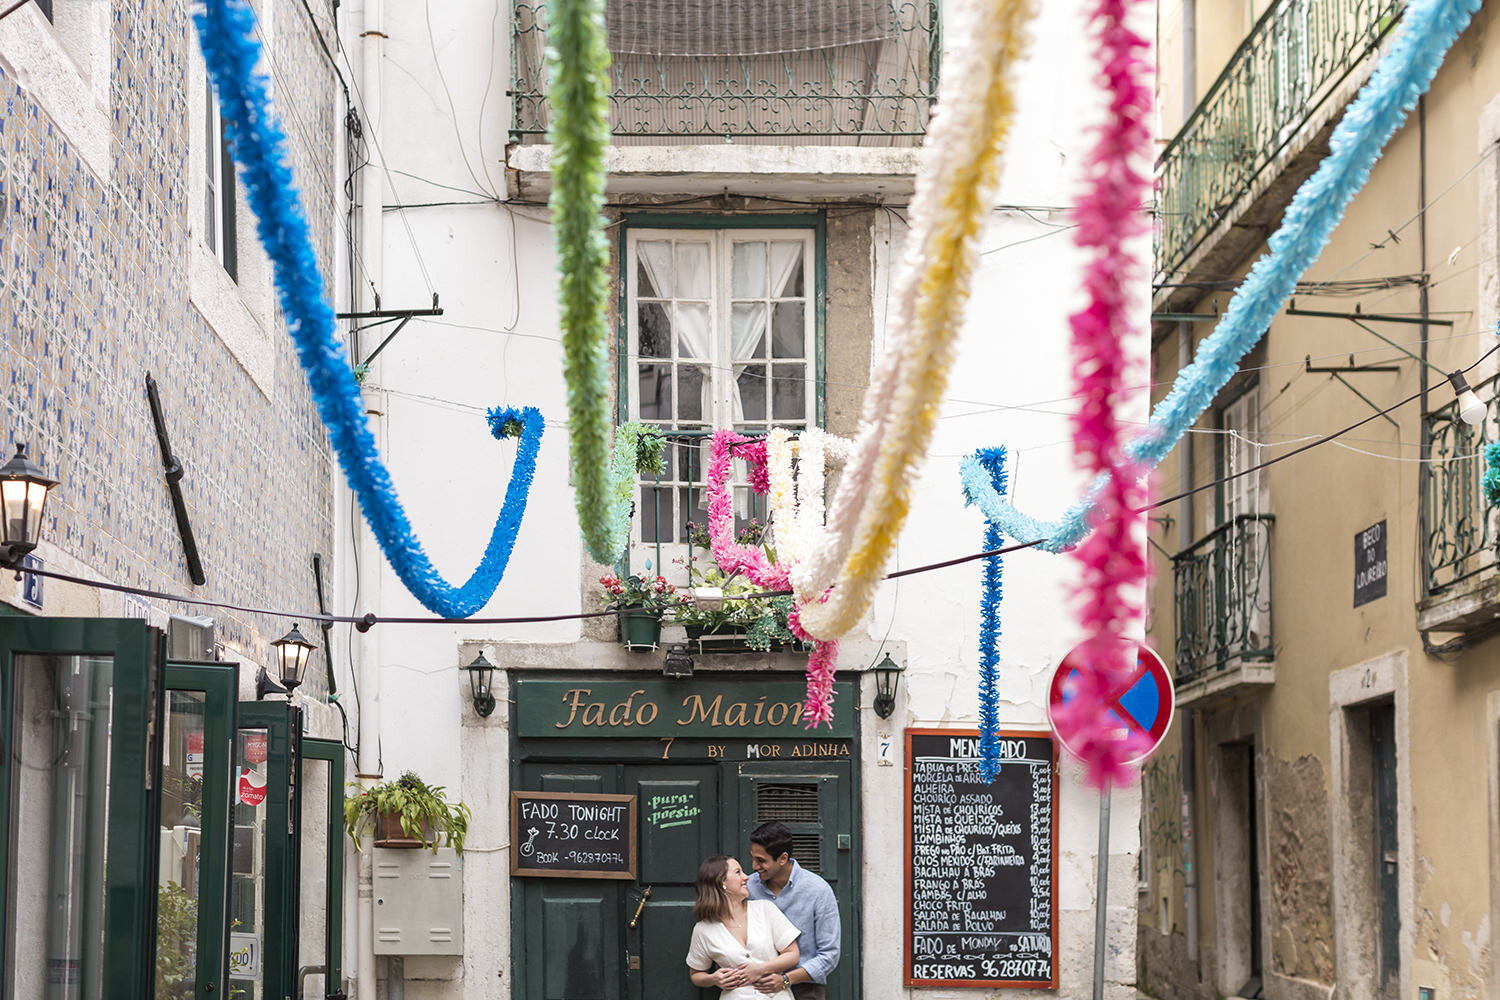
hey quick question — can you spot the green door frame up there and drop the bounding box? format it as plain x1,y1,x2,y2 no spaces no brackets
165,660,242,1000
239,701,303,1000
302,737,346,994
0,617,165,1000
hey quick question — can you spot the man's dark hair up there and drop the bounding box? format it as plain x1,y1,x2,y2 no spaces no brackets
751,821,794,861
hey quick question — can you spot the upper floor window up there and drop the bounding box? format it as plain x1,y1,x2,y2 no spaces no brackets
204,86,238,282
34,0,52,20
625,228,817,556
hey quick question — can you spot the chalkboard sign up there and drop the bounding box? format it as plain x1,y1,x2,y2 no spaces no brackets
510,791,637,880
905,728,1057,989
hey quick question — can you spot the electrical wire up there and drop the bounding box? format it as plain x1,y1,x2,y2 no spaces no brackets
27,342,1498,628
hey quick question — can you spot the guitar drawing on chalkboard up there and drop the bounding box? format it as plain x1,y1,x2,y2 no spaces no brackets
521,826,540,857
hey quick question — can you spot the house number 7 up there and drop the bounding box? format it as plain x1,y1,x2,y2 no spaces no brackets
660,737,674,760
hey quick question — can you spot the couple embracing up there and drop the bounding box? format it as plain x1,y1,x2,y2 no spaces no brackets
686,822,841,1000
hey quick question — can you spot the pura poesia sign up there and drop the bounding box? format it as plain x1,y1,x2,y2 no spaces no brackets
514,678,857,739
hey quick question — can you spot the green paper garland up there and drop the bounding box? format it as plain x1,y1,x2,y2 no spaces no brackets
548,0,616,562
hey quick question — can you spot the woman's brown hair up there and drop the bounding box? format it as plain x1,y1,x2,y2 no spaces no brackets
693,855,734,923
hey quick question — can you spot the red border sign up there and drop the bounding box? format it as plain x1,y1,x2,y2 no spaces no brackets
903,727,1059,989
1047,640,1174,766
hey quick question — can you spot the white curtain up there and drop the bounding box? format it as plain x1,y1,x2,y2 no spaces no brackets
636,241,713,421
729,241,803,423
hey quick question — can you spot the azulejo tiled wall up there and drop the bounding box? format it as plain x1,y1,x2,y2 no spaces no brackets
0,0,339,695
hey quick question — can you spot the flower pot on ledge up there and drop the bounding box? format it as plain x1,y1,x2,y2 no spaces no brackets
619,610,663,651
683,624,808,655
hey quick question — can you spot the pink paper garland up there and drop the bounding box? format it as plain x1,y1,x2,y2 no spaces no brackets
706,430,839,727
1061,0,1153,787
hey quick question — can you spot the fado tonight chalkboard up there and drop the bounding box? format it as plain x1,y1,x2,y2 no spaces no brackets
510,791,637,880
905,728,1058,989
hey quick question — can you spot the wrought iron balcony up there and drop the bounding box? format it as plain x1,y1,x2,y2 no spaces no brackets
1172,514,1275,687
1155,0,1402,279
1422,378,1499,606
510,1,939,145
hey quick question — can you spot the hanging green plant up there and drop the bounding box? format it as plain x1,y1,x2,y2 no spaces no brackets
344,771,472,854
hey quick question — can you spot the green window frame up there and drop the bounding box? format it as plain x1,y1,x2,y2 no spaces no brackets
163,660,242,1000
301,737,346,997
0,617,165,1000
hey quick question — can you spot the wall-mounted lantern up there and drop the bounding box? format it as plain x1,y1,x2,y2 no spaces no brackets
259,623,316,700
464,650,497,717
0,443,57,568
873,652,905,720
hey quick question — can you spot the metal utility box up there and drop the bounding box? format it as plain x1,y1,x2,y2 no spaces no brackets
372,847,464,955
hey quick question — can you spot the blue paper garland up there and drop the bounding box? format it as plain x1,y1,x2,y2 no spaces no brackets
963,448,1008,783
192,0,544,618
974,0,1482,553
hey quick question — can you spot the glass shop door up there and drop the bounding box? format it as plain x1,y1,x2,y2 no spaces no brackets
234,702,302,1000
156,660,240,1000
298,737,346,1000
0,617,166,1000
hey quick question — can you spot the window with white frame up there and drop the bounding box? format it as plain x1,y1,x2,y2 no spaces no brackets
626,228,818,555
204,84,238,282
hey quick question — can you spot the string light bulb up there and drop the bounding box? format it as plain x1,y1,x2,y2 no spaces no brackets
1448,370,1487,426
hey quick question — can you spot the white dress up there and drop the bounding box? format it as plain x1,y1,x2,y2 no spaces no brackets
685,899,801,1000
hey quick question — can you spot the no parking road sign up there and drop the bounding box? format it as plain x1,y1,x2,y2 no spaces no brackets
1047,640,1173,766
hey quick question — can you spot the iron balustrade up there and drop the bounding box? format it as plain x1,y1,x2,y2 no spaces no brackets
1155,0,1402,279
1422,377,1500,595
1171,514,1275,684
510,1,940,144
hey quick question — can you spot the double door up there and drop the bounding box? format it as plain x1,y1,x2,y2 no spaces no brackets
0,617,343,1000
514,757,857,1000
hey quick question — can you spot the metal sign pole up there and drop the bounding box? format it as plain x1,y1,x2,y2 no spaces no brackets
1093,786,1112,1000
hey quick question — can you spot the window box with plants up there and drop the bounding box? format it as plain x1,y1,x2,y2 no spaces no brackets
344,771,472,853
600,563,679,650
672,520,807,655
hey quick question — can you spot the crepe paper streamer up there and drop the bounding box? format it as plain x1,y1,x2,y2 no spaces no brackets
791,0,1034,640
1485,442,1500,506
705,430,840,727
966,448,1008,782
975,0,1483,555
547,0,618,563
596,423,666,563
1059,0,1153,788
191,0,545,618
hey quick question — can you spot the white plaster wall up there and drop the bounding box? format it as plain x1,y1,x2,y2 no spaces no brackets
341,0,1145,994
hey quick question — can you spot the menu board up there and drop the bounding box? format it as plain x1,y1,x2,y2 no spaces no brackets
510,791,637,880
905,728,1057,988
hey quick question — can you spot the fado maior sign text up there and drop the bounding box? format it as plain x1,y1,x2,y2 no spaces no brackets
514,679,856,739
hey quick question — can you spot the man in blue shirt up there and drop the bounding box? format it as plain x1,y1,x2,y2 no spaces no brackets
746,821,841,999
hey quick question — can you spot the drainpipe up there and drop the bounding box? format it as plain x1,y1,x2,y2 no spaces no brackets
356,4,385,1000
1177,323,1200,967
1181,0,1196,120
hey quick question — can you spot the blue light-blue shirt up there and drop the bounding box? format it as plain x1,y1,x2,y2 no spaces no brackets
747,860,841,984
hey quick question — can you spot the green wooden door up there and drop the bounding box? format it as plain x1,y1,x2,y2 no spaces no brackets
1371,702,1399,1000
625,764,719,1000
0,617,164,1000
736,762,857,1000
160,660,241,1000
236,702,302,1000
517,764,625,999
299,738,346,999
514,756,860,1000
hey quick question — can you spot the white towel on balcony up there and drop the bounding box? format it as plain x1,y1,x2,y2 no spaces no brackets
605,0,896,56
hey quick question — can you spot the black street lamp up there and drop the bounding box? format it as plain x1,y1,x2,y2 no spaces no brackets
873,652,905,720
0,444,57,569
270,623,316,692
464,650,496,717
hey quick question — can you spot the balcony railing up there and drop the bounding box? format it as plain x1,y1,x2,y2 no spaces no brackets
1422,377,1499,596
510,1,940,145
1172,514,1275,685
1156,0,1401,279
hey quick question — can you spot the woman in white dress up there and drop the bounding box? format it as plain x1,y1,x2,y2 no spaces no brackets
686,854,800,999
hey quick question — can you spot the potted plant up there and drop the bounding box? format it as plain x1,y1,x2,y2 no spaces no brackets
673,525,804,654
344,770,472,853
601,562,678,650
